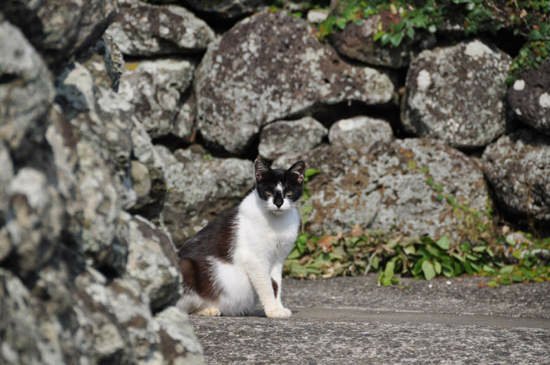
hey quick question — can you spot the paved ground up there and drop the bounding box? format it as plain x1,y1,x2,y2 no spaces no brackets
189,276,550,364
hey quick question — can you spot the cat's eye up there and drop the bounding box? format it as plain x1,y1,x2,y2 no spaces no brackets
285,191,293,197
265,192,273,197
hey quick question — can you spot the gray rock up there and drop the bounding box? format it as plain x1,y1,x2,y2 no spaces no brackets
106,0,215,56
123,214,182,312
78,271,204,364
508,60,550,135
56,63,135,207
259,117,327,160
173,92,196,141
118,59,195,138
130,160,152,207
0,21,54,151
79,34,125,91
300,138,491,241
130,120,169,212
482,130,550,222
195,11,394,154
46,104,128,274
5,168,64,274
0,142,13,220
402,40,511,148
157,145,253,246
183,0,266,19
329,116,393,148
0,269,65,365
1,0,117,65
330,12,433,68
155,307,205,364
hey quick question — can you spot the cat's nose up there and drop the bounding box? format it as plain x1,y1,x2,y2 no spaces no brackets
274,197,283,208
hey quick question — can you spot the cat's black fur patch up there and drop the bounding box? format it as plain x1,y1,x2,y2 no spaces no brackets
178,207,238,300
271,279,278,298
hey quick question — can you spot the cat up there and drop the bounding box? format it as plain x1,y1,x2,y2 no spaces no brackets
177,158,305,318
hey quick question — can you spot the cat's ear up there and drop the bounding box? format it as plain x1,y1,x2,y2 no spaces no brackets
288,160,305,183
254,157,270,182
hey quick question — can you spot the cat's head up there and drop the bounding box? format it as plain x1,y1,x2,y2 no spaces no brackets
254,158,306,214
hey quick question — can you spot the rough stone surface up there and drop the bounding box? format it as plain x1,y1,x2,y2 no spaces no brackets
129,120,168,212
123,214,182,312
183,0,266,19
173,92,197,141
299,138,491,240
1,0,117,65
0,142,13,219
0,269,65,364
482,130,550,222
155,307,205,364
79,34,125,91
5,168,63,275
259,117,327,160
508,60,550,135
195,11,394,154
107,0,214,56
46,105,128,274
329,116,393,148
402,40,511,148
119,59,195,138
330,12,434,68
0,21,54,151
157,145,253,246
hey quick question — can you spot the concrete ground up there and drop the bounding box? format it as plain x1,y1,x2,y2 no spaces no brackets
189,276,550,364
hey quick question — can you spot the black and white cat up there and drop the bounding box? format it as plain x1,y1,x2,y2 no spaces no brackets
177,158,305,318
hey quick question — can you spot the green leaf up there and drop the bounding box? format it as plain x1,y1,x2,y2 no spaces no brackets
436,236,450,250
434,260,442,275
422,260,436,280
403,245,416,255
336,17,348,30
499,265,514,274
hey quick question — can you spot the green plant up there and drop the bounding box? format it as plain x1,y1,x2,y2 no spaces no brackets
286,157,549,287
317,0,549,77
284,229,550,286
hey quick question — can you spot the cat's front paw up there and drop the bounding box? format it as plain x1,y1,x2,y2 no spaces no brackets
196,306,221,316
265,306,292,319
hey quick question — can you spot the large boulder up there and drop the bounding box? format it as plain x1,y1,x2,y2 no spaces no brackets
195,11,394,154
508,60,550,135
402,40,511,148
482,130,550,222
106,0,214,56
156,145,253,245
0,21,54,151
259,117,327,161
328,116,393,148
301,139,491,241
0,0,117,66
118,59,195,138
183,0,267,19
